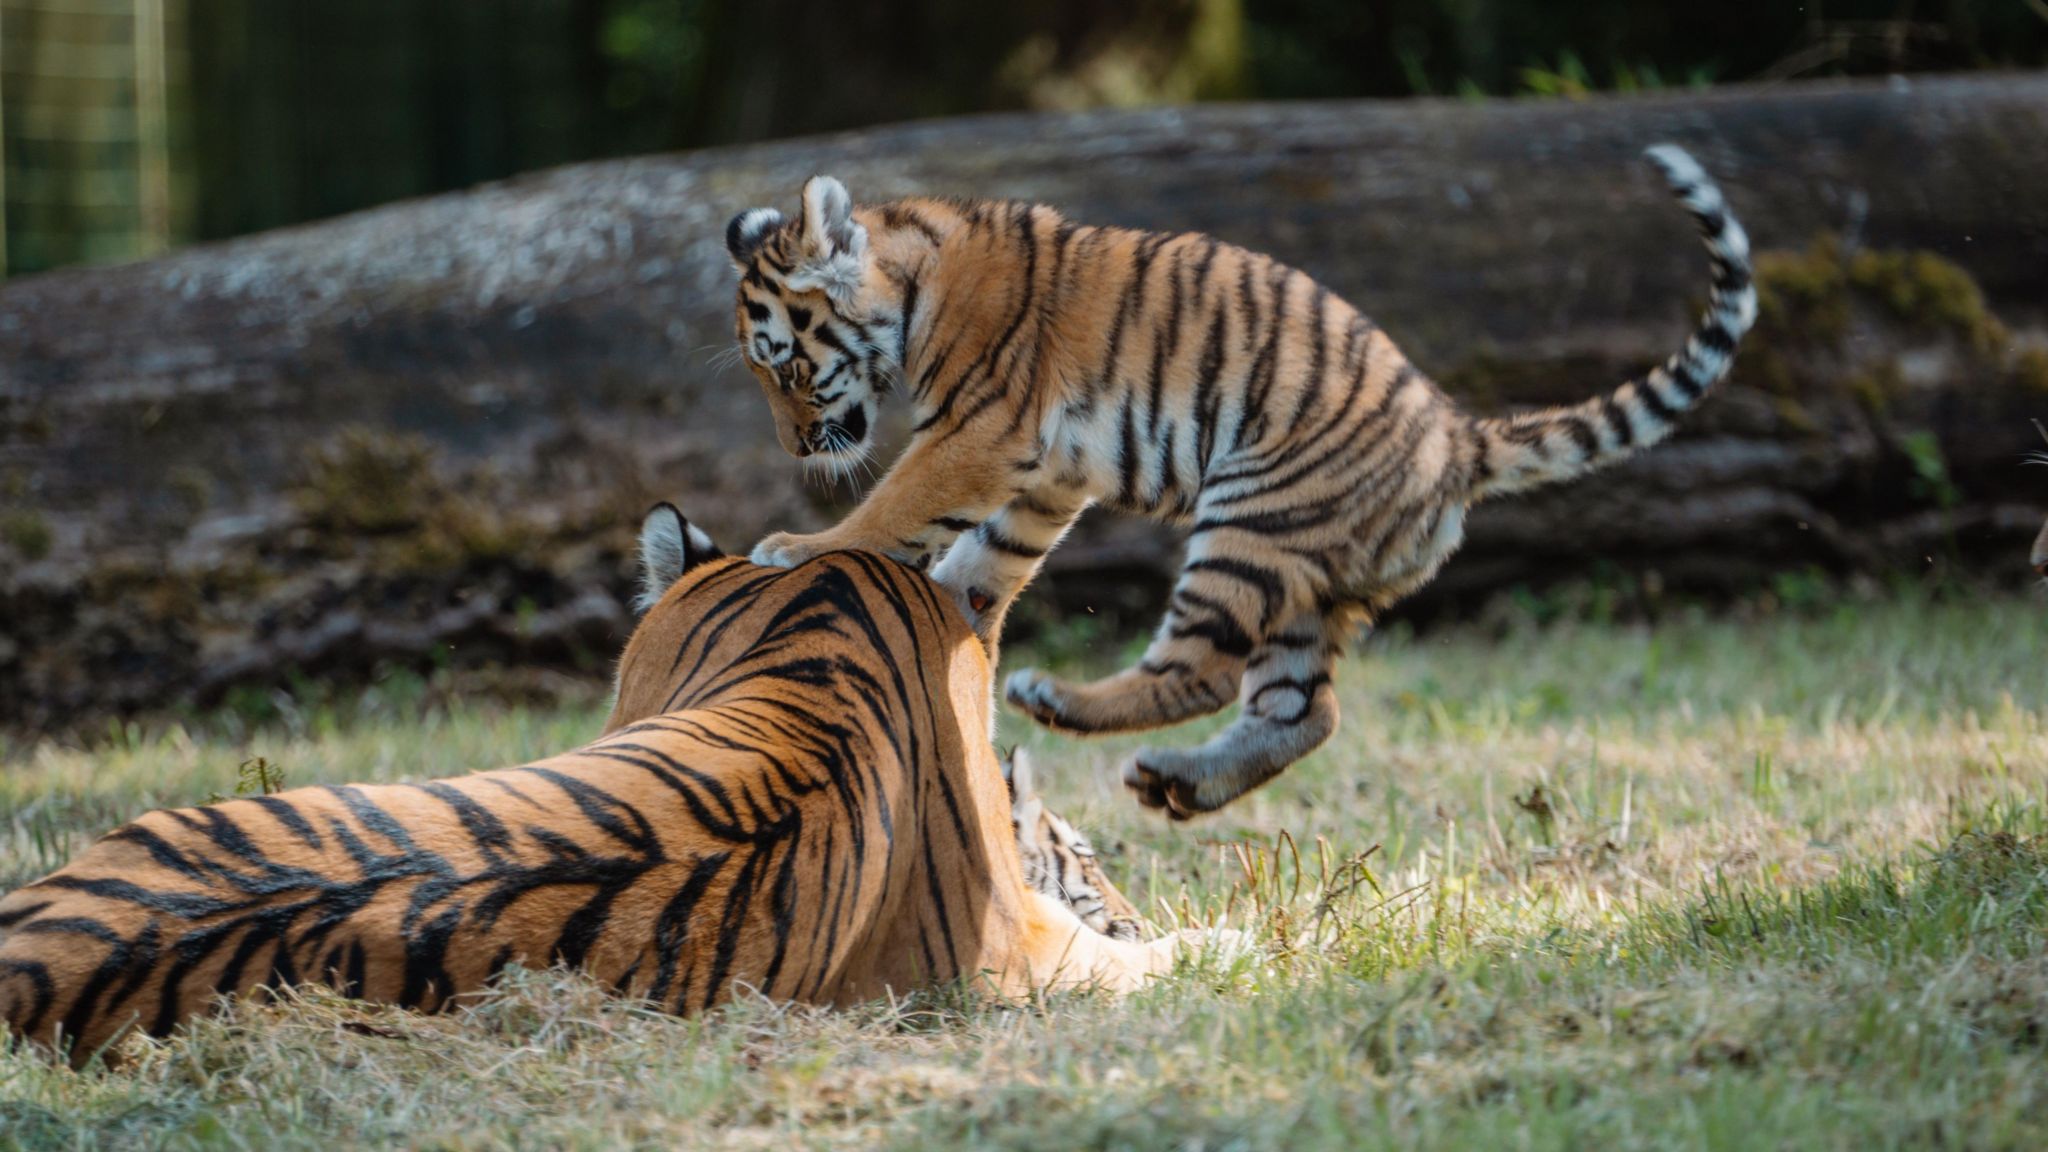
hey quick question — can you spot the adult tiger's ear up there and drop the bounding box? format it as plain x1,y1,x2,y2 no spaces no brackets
725,207,785,270
786,175,867,305
635,502,723,613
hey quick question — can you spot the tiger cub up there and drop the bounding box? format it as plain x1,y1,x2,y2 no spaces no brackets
1004,748,1143,942
724,146,1755,819
0,507,1199,1065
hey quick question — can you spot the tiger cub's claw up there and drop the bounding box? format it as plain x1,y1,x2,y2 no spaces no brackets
1123,753,1205,822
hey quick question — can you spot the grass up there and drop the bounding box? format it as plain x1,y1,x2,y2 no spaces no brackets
2,590,2045,1150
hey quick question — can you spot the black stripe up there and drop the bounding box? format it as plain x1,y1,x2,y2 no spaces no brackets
1694,321,1738,356
920,836,961,977
881,204,943,246
896,274,921,368
976,525,1046,559
1145,244,1190,441
326,786,420,853
16,916,123,942
1168,590,1256,658
1184,557,1286,630
754,819,807,997
1563,416,1598,458
0,899,54,928
1087,232,1167,414
104,824,209,880
419,781,514,856
649,852,730,1007
1468,422,1494,486
704,837,773,1010
0,958,57,1036
37,875,235,919
1600,395,1635,448
811,321,854,359
1635,375,1681,423
1015,491,1075,520
1193,307,1229,471
1711,257,1752,293
1667,358,1707,401
250,795,324,849
1113,394,1141,508
1189,498,1349,538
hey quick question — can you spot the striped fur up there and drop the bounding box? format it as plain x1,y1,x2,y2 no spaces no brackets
727,148,1756,819
0,507,1191,1065
1003,748,1143,942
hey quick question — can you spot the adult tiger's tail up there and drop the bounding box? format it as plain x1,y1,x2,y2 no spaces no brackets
1468,144,1757,500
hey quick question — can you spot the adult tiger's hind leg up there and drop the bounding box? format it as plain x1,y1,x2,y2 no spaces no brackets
1124,610,1343,820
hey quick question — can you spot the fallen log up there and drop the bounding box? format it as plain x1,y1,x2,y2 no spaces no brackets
2,75,2045,732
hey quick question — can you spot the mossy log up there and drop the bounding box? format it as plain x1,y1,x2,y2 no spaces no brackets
2,75,2046,731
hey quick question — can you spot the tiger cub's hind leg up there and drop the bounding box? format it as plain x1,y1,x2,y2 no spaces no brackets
1123,611,1343,819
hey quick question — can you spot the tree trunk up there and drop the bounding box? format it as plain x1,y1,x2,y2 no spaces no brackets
3,75,2045,732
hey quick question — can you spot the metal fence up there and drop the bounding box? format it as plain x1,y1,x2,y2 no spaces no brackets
0,0,186,277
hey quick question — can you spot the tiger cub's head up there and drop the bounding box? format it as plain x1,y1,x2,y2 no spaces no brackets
1003,748,1145,942
725,176,892,477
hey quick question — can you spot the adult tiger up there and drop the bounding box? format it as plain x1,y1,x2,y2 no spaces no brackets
0,506,1195,1065
724,145,1754,819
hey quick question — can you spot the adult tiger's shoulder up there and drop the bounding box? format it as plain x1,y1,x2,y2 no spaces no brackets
0,505,1205,1065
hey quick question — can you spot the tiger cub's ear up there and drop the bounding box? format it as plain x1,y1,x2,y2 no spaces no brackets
787,175,867,304
636,502,723,613
725,207,786,270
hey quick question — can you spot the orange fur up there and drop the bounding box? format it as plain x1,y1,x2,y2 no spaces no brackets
0,511,1186,1065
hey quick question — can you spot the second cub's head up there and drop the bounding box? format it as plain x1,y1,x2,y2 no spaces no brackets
727,176,892,476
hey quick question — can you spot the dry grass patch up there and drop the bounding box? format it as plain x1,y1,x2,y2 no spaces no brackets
3,591,2045,1150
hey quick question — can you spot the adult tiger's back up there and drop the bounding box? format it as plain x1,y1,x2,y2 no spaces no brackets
0,507,1188,1064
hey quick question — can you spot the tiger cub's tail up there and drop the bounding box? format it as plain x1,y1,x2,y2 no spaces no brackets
1469,144,1757,500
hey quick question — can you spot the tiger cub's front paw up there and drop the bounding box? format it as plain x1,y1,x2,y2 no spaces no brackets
749,531,831,569
1004,668,1068,729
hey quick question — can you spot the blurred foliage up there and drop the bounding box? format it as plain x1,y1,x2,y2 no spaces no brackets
5,0,2045,269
